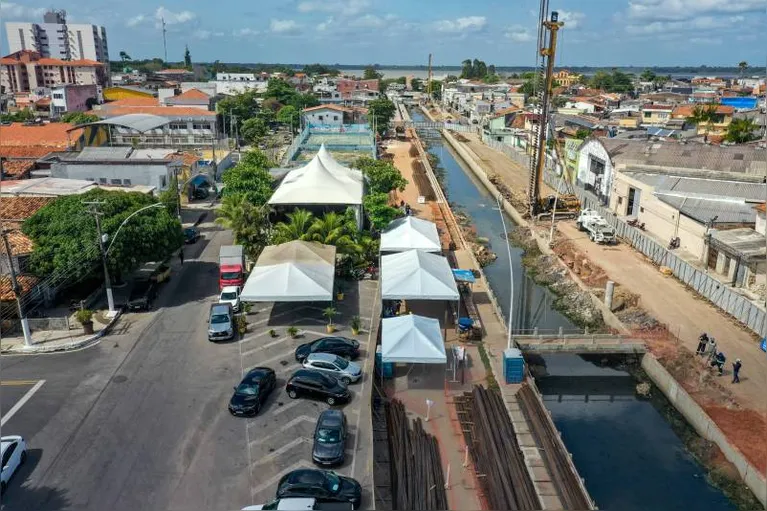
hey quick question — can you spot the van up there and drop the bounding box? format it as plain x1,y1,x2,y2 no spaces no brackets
208,303,234,341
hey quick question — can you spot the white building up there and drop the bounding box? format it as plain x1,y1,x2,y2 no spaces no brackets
6,10,109,64
50,84,102,117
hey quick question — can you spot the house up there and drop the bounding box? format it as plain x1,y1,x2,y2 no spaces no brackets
671,104,734,136
302,105,367,127
0,176,154,197
483,106,522,144
0,50,107,93
215,72,269,96
336,79,379,100
162,88,214,110
553,70,582,87
640,104,674,127
706,228,765,291
0,122,84,180
0,196,54,275
50,84,102,117
639,92,689,105
152,69,194,82
102,85,157,102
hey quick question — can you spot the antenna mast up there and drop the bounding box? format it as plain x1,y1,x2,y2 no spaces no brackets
162,18,168,63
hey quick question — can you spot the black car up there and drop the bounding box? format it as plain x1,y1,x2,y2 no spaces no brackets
192,187,209,200
183,227,200,244
127,279,158,311
276,469,361,510
295,337,360,363
286,369,350,406
313,409,347,466
229,367,276,417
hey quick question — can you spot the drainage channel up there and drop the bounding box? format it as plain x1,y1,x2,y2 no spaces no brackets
408,109,736,511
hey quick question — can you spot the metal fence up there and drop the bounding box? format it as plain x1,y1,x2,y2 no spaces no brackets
482,138,531,169
1,316,70,336
281,125,310,166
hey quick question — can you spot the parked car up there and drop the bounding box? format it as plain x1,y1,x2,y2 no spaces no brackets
286,369,350,406
208,303,234,341
294,337,360,363
1,436,27,495
276,469,361,510
312,410,347,466
193,187,210,200
219,286,242,313
184,227,201,244
229,367,276,417
127,279,158,311
302,353,361,384
242,498,352,510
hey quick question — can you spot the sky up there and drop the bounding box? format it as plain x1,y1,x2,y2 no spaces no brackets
1,0,765,67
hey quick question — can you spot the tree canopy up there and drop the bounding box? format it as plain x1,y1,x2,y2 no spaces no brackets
589,70,634,93
241,117,269,145
0,109,35,122
363,193,401,231
221,149,275,205
302,63,340,76
184,45,192,68
22,189,182,280
363,66,383,81
367,98,396,135
60,112,100,125
461,58,494,80
353,157,408,194
215,194,271,261
277,105,300,131
724,117,759,144
264,79,320,111
217,89,260,127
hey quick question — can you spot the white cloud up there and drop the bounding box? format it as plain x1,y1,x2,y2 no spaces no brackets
349,14,386,28
626,0,764,21
434,16,487,33
0,3,46,19
689,36,723,44
625,14,748,35
126,14,146,27
155,6,196,25
317,17,335,32
505,25,534,42
233,28,260,37
297,0,371,16
195,30,225,40
270,19,301,33
555,10,585,29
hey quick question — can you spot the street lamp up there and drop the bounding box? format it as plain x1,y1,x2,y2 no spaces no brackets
494,193,516,350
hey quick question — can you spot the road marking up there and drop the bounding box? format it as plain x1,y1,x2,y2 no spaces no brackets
252,437,311,465
1,379,45,426
240,336,290,356
248,414,317,437
245,350,296,368
270,398,304,417
0,380,39,386
250,460,316,496
238,329,275,345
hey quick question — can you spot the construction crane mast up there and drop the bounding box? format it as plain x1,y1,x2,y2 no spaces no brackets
528,10,563,217
427,53,433,100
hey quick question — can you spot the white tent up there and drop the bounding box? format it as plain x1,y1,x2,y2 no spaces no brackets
269,151,363,207
380,216,441,253
317,144,364,186
381,314,446,363
240,241,336,302
380,250,459,300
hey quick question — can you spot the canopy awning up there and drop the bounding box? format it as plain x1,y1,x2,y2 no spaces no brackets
240,241,336,302
268,149,363,206
381,314,446,363
452,269,476,283
380,216,441,253
380,250,459,300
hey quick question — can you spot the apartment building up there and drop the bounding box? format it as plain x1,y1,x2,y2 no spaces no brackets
0,50,106,93
6,10,109,64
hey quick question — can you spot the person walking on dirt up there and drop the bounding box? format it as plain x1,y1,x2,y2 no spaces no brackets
732,359,742,383
696,333,709,355
179,249,184,265
707,337,717,361
711,351,726,376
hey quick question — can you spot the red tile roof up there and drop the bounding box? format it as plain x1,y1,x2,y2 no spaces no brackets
104,97,160,107
303,104,352,113
0,275,39,302
174,88,210,100
166,151,200,167
92,106,216,117
0,146,57,159
0,230,34,255
642,104,674,111
0,123,82,148
1,160,35,179
0,196,53,220
672,104,735,117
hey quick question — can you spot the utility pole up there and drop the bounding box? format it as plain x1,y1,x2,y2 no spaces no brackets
162,17,168,63
1,223,32,346
427,53,433,103
84,202,117,316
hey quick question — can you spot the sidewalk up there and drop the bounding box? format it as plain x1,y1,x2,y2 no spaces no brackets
1,310,118,354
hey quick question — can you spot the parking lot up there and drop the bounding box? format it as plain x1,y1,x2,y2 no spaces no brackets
234,279,378,506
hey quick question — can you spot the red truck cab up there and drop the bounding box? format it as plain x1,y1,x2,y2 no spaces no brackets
219,245,245,291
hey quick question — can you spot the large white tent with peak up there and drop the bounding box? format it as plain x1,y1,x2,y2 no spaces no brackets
240,241,336,302
380,249,459,300
381,314,446,363
380,216,441,253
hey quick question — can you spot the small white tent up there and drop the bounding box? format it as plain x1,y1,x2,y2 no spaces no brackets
317,144,364,186
240,241,336,302
380,216,441,253
381,314,446,363
380,250,459,300
269,153,363,207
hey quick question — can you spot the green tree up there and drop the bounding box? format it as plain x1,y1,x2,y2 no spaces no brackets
461,59,473,79
303,64,340,76
289,93,319,111
262,98,283,113
217,89,260,128
23,189,182,280
158,176,180,216
277,105,300,132
483,74,500,84
363,193,401,231
183,45,192,68
272,209,315,244
308,212,358,254
724,117,759,144
574,128,591,139
488,64,496,76
221,150,274,205
60,112,99,125
411,78,423,91
445,75,458,83
589,70,634,93
0,109,35,122
367,97,396,135
363,66,383,80
119,51,131,62
215,194,272,260
266,78,299,104
352,157,407,194
241,117,269,145
738,61,748,79
473,59,487,79
640,69,656,82
686,104,719,141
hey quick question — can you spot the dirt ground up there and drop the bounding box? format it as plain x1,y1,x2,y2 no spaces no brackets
383,138,433,221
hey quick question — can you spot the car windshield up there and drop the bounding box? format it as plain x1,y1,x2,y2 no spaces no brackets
236,383,258,395
324,471,341,493
211,314,230,324
317,427,341,444
335,357,349,370
221,272,241,280
220,292,237,300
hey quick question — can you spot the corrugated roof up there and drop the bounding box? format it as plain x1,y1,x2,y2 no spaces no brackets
91,106,216,118
624,171,767,200
710,228,766,260
75,146,133,161
76,113,172,132
655,193,758,224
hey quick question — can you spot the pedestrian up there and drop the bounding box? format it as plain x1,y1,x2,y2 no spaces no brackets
696,333,708,355
707,337,717,361
711,351,726,376
732,359,742,383
179,249,184,265
405,203,411,216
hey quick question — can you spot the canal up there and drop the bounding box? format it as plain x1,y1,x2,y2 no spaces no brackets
409,110,735,511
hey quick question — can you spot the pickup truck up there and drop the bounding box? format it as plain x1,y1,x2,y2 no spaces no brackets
576,209,616,245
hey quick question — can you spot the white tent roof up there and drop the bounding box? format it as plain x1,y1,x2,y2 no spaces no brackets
269,147,363,206
380,250,460,300
240,241,336,302
381,314,446,363
380,216,441,253
317,144,364,186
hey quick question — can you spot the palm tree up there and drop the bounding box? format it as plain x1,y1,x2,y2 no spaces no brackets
686,104,719,142
119,51,131,62
215,194,272,260
308,212,358,254
724,117,759,144
738,61,748,80
272,209,314,244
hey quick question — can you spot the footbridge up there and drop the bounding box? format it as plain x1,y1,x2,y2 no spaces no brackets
515,333,646,354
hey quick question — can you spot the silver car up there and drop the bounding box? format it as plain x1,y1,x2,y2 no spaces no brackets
302,353,362,384
208,303,234,341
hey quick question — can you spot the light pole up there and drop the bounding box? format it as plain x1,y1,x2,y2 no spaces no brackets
495,193,516,350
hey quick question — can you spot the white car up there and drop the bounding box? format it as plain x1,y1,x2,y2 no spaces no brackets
243,497,352,510
302,353,362,384
1,435,27,494
219,286,241,312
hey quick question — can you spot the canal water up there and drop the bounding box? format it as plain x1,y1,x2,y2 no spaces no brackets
409,110,735,511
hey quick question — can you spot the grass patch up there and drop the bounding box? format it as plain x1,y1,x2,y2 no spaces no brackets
477,343,499,390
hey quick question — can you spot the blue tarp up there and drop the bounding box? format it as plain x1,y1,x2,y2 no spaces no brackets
452,269,476,283
720,97,758,110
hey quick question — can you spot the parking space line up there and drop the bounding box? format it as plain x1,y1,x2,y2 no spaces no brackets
238,330,276,345
250,461,316,496
1,379,45,427
252,437,311,466
245,351,296,368
248,414,317,436
240,335,291,356
270,399,304,417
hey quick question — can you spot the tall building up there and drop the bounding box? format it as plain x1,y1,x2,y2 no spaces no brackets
5,10,109,64
1,50,106,93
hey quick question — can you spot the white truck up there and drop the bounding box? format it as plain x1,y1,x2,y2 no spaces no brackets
576,209,616,245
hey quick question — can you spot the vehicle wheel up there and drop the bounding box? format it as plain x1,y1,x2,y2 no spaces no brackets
288,390,298,399
20,451,26,465
341,377,351,385
327,397,336,406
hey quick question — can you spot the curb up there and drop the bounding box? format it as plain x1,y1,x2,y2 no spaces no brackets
2,310,123,355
